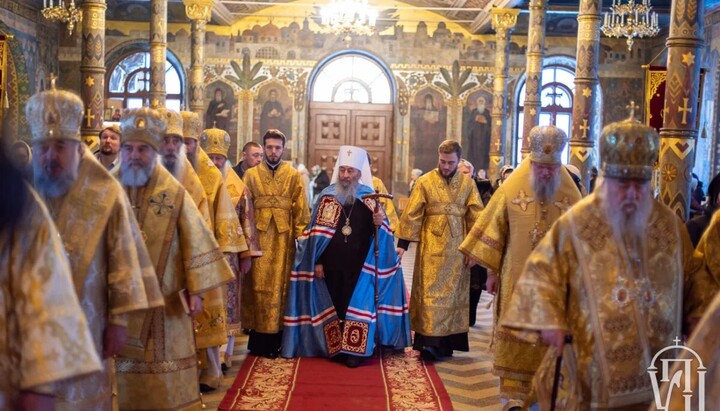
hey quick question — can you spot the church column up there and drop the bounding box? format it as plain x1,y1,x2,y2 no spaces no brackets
488,8,519,181
184,0,213,121
520,0,547,158
568,0,601,190
80,0,106,149
659,0,704,219
150,0,167,108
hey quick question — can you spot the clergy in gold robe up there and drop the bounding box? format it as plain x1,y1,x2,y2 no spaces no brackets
0,148,102,411
115,108,234,411
501,116,716,410
242,129,310,358
182,111,247,389
201,126,263,369
26,86,163,411
458,126,581,410
397,140,483,359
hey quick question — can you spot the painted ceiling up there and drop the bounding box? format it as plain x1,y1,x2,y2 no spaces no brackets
28,0,720,35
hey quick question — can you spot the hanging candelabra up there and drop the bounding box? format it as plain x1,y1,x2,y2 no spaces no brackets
41,0,83,36
319,0,378,39
601,0,660,51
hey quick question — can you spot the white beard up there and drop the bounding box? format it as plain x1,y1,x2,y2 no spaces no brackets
598,181,653,253
219,161,229,179
531,166,561,204
121,156,156,188
335,179,359,206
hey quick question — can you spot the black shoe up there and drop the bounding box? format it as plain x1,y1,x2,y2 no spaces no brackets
243,328,251,335
330,353,346,363
420,346,439,361
508,407,522,411
262,351,278,359
345,356,361,368
221,363,228,374
199,383,216,393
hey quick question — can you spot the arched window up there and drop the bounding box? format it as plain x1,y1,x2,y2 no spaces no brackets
311,54,392,104
107,51,184,111
516,65,576,164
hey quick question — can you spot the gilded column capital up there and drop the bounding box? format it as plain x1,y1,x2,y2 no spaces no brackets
491,8,520,32
184,0,214,22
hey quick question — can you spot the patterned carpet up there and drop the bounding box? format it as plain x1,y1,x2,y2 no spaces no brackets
204,243,502,410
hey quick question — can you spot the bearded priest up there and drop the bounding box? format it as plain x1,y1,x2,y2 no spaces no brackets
282,145,411,368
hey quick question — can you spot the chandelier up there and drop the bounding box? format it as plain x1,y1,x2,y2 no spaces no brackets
601,0,659,51
41,0,83,36
319,0,378,38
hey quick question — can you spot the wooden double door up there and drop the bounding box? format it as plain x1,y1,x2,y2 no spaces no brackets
308,102,393,186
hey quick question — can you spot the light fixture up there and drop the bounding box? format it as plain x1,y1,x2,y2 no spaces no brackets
319,0,378,38
41,0,83,36
601,0,659,51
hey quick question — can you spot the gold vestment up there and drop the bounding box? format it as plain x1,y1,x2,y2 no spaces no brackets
116,165,234,411
458,159,581,384
372,176,399,231
0,188,102,407
224,167,262,336
501,195,716,409
47,151,163,411
193,148,246,350
242,162,310,333
397,170,483,337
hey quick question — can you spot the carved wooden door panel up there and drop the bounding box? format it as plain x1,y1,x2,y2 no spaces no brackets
309,102,393,185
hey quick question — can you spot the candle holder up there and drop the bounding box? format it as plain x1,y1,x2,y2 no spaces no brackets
601,0,660,51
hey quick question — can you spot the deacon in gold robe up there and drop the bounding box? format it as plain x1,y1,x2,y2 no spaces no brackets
242,129,310,358
367,153,399,230
182,111,247,390
201,126,262,369
115,108,235,411
458,126,581,410
396,140,483,360
26,86,163,411
501,116,716,410
0,146,102,411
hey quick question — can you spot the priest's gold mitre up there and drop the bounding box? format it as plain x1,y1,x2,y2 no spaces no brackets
181,111,202,140
528,125,567,165
25,85,83,143
200,127,231,158
120,107,167,150
600,115,659,181
155,107,183,138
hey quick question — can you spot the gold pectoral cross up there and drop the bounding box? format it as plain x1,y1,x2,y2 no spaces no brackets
529,224,546,249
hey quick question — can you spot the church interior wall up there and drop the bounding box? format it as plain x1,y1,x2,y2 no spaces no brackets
0,0,59,142
30,5,716,186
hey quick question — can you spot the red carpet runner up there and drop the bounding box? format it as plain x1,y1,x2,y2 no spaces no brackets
218,350,453,411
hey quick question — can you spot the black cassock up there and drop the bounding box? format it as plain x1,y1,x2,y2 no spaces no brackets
317,198,374,320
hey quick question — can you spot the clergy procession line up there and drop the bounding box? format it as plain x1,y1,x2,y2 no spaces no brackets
2,80,720,411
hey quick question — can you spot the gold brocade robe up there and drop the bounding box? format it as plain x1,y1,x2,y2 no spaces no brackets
396,170,483,337
1,189,102,409
224,167,262,336
179,159,211,228
458,158,581,382
372,176,399,231
193,148,246,349
242,162,310,333
47,151,163,411
501,195,716,410
116,165,234,411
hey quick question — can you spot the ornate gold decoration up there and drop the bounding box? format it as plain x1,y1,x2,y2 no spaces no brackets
200,127,232,158
601,0,660,50
528,125,568,164
582,87,592,98
41,0,82,36
491,8,520,32
660,163,678,182
681,51,696,66
120,107,167,150
26,79,84,143
183,0,213,22
600,101,659,180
